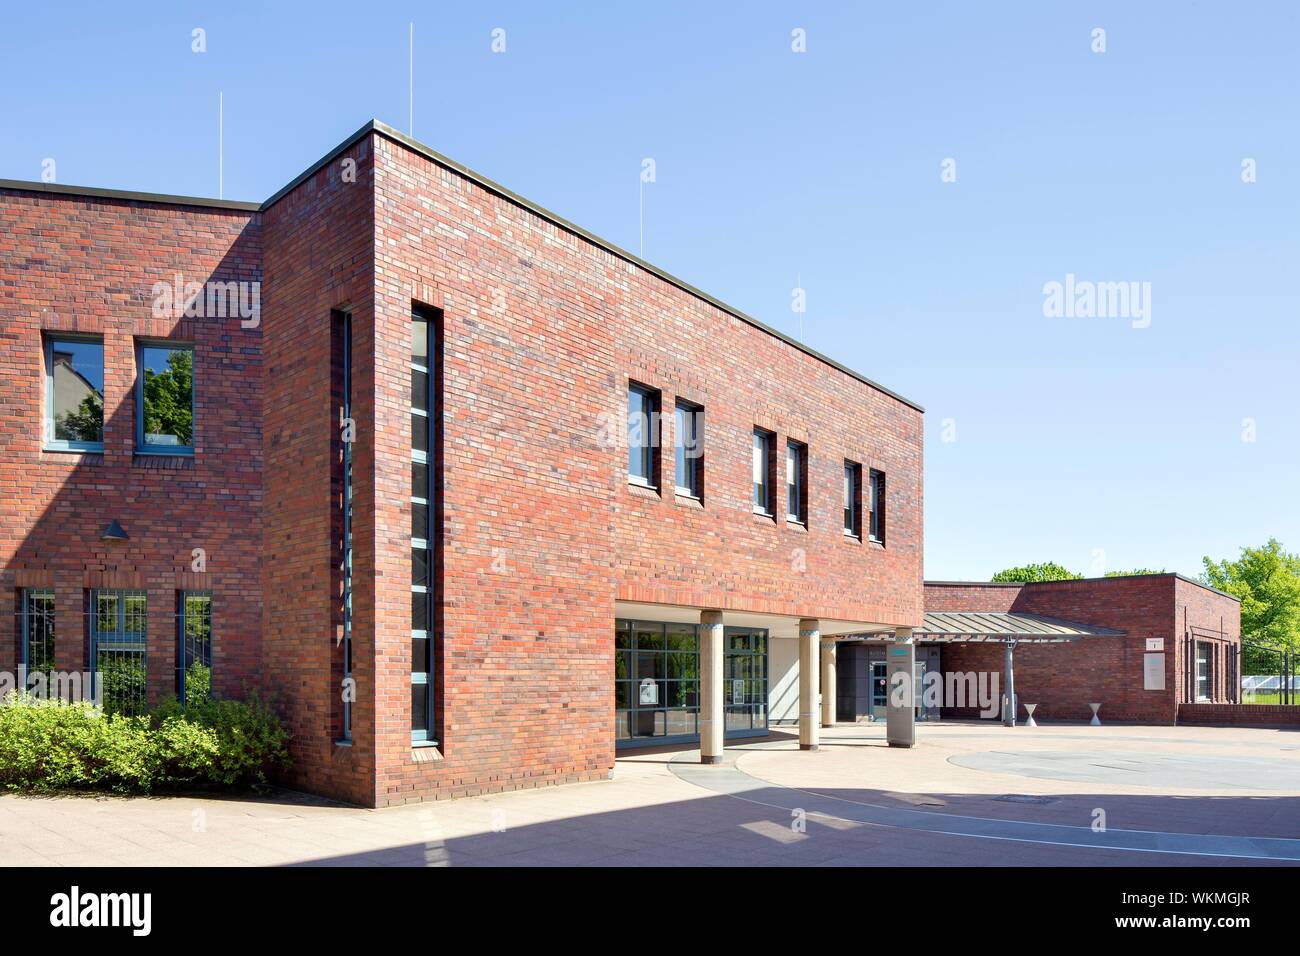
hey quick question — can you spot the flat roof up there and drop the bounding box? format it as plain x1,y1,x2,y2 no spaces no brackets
924,573,1240,603
0,119,923,414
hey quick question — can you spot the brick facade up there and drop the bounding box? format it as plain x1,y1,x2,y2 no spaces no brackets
0,186,263,704
926,575,1241,723
0,121,925,807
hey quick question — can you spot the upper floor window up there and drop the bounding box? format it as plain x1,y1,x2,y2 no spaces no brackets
674,400,703,499
627,383,660,488
752,429,774,515
45,335,104,451
869,469,886,543
844,461,862,538
137,342,194,454
786,440,806,525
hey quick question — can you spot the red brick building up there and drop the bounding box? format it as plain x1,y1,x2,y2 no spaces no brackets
916,576,1241,723
1,120,925,806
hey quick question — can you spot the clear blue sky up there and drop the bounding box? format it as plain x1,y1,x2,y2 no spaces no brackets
3,1,1296,580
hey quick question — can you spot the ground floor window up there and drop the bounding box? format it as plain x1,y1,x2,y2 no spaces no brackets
615,619,768,746
21,588,55,680
178,591,212,703
1196,642,1212,701
724,628,768,733
90,590,147,715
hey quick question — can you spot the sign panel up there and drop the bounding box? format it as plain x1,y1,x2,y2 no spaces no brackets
639,677,658,705
1143,652,1165,691
1146,638,1164,652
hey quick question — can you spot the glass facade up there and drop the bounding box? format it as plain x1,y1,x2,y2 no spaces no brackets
615,619,768,747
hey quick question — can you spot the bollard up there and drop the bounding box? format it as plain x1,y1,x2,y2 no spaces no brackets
1088,703,1101,726
1024,703,1038,727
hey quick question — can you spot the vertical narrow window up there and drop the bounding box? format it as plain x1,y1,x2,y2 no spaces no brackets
752,429,774,515
21,589,55,685
786,440,806,524
136,342,195,453
843,461,861,538
337,309,354,741
177,591,212,703
411,308,438,744
674,400,703,499
45,336,104,451
627,383,659,487
869,469,886,543
90,589,147,716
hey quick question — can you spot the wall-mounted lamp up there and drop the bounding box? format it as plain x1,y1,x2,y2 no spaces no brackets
100,520,129,542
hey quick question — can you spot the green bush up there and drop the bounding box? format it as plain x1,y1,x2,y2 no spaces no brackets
0,691,290,794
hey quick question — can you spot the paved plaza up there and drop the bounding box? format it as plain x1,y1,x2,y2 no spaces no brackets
2,721,1298,866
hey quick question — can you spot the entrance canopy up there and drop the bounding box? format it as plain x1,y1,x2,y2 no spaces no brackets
914,611,1125,643
852,611,1126,644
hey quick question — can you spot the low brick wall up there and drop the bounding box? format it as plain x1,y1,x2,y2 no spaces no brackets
1179,703,1300,726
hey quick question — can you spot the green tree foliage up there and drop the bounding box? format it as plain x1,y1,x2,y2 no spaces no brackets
990,562,1082,583
1202,539,1300,672
1104,569,1167,577
57,393,103,443
142,349,193,445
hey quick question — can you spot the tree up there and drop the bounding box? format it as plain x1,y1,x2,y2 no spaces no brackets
1105,569,1167,577
991,562,1082,583
1202,539,1300,673
56,392,103,443
142,349,193,445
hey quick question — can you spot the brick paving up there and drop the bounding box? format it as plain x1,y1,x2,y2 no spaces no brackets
0,721,1296,866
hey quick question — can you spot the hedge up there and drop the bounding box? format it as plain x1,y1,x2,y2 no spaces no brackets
0,691,291,794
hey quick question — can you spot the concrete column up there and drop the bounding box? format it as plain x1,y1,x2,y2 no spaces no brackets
699,610,724,765
887,627,915,748
820,641,836,727
799,619,820,751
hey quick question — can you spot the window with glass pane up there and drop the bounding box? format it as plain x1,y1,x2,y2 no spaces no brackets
178,592,212,703
46,337,104,450
844,461,861,537
869,469,886,543
724,627,768,736
753,429,773,514
786,440,806,524
137,343,194,452
91,590,147,716
627,384,658,486
22,589,55,682
411,309,436,743
615,620,699,743
674,400,702,498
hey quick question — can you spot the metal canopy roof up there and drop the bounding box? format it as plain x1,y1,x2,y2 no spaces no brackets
912,611,1126,643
